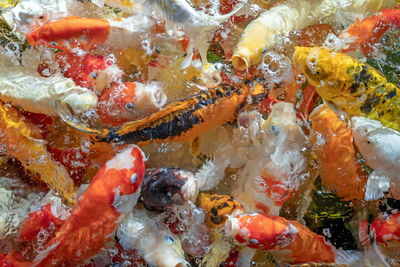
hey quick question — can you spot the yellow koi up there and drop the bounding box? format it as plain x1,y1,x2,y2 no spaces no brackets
0,102,76,204
294,47,400,132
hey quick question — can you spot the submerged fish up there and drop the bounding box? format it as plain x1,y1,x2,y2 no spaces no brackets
117,209,188,267
232,0,396,70
64,81,268,145
0,102,77,204
310,104,367,201
351,116,400,200
225,213,335,264
32,145,146,266
341,8,400,55
294,47,400,132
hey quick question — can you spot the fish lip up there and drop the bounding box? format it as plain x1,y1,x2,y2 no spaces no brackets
232,53,249,71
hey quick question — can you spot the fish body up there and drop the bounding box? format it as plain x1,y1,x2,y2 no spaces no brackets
310,104,367,201
371,213,400,247
342,8,400,55
351,116,400,199
93,81,267,144
0,50,97,115
97,81,167,126
32,145,146,266
225,213,335,264
117,209,188,267
232,0,396,70
26,15,153,52
0,103,77,204
55,51,122,92
294,47,400,132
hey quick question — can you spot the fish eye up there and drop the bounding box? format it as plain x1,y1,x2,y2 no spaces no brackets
165,235,174,244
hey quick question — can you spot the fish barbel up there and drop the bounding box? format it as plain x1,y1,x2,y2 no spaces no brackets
294,47,400,132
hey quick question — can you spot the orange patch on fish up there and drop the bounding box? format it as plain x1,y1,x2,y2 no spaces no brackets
310,105,367,201
27,17,111,52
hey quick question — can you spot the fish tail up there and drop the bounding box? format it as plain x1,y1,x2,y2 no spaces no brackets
212,1,245,22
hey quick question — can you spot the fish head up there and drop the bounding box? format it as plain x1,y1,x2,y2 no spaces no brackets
105,145,147,197
294,47,355,100
199,193,243,228
225,213,298,250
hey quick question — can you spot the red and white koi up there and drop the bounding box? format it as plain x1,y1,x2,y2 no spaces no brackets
54,51,123,92
341,8,400,55
234,103,308,215
351,116,400,200
225,213,335,264
31,145,146,266
370,212,400,248
97,81,167,126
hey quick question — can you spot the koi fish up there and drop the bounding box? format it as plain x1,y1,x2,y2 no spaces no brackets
371,212,400,247
19,203,64,243
32,145,146,266
234,103,308,215
66,81,268,145
149,0,243,69
225,213,335,264
55,51,122,92
310,104,368,201
351,116,400,200
140,167,198,212
341,8,400,55
0,49,98,115
199,193,243,228
0,102,77,204
294,47,400,132
232,0,396,70
26,15,154,53
117,209,188,267
97,81,167,126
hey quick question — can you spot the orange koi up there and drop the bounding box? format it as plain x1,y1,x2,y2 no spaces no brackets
26,15,153,53
341,8,400,55
26,17,111,52
31,145,146,266
54,52,108,91
371,212,400,247
310,104,368,201
225,213,335,264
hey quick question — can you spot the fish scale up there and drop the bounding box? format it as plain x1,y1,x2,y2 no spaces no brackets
294,47,400,132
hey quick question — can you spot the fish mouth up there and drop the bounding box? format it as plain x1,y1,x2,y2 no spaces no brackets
232,51,250,71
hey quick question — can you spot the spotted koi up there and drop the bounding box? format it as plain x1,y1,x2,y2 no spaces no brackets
67,81,267,145
294,47,400,132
